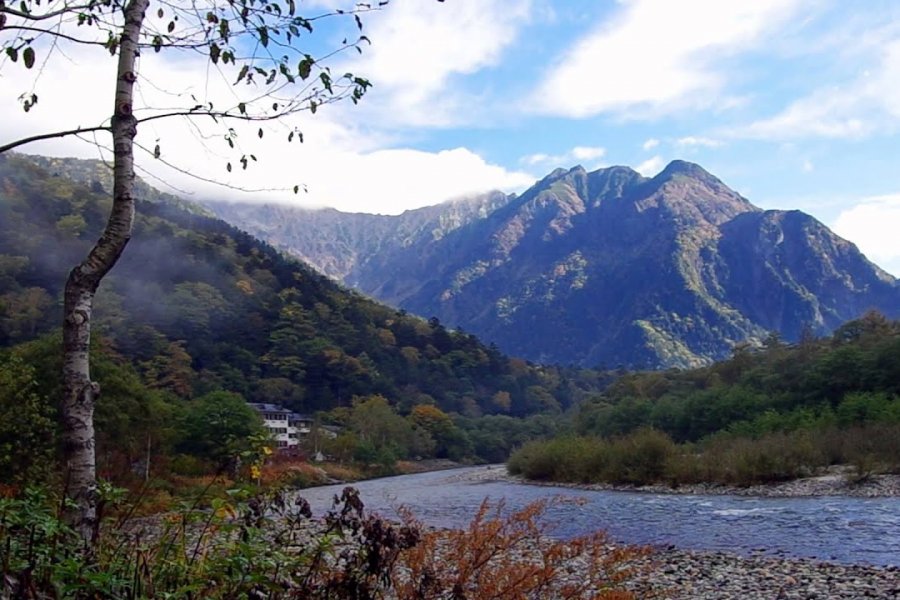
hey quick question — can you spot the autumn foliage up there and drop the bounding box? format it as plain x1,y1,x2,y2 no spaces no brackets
393,498,649,599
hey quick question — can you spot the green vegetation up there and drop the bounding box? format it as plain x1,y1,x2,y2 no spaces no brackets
508,424,899,487
0,154,602,418
4,153,899,495
510,313,900,486
0,155,605,493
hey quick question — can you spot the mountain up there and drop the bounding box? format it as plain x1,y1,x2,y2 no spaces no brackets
210,160,900,369
0,153,596,418
209,190,513,282
18,153,215,217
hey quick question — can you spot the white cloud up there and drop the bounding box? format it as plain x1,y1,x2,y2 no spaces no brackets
529,0,805,118
642,138,660,151
832,194,900,277
676,136,723,148
0,28,531,215
571,146,607,161
635,155,665,176
731,40,900,140
519,145,606,170
521,153,552,166
342,0,532,127
802,159,815,173
296,147,534,214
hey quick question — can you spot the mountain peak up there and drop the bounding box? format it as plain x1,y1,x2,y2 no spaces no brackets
657,160,716,182
541,165,587,183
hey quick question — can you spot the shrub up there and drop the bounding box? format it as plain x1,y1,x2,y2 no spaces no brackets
602,429,677,485
698,430,824,486
394,498,649,599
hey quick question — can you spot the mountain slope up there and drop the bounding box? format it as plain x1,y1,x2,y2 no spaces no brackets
0,153,591,417
213,160,899,369
209,190,512,282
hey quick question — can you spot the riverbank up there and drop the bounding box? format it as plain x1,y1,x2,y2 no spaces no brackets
452,464,900,498
627,546,899,599
296,465,900,597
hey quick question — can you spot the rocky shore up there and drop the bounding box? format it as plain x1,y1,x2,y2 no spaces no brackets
627,547,899,599
454,463,900,498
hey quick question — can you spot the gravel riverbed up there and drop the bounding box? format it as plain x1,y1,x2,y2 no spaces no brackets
626,547,899,599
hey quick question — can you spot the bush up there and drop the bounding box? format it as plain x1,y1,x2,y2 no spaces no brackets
508,423,900,488
508,437,604,482
394,498,649,599
602,428,677,485
0,487,650,599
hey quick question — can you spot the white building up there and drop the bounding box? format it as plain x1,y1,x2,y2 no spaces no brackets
248,402,313,449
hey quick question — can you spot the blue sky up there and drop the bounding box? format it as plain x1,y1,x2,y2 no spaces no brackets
3,0,900,275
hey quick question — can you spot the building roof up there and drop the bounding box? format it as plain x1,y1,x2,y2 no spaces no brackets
248,403,314,422
247,402,291,414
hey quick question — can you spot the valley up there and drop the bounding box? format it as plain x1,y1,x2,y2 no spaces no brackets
3,0,900,597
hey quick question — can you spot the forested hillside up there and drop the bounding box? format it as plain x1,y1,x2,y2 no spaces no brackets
510,312,900,486
0,154,616,479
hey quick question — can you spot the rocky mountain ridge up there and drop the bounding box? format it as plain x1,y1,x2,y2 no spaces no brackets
209,159,898,368
16,153,898,368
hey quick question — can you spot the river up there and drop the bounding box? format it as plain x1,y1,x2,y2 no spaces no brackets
295,466,900,567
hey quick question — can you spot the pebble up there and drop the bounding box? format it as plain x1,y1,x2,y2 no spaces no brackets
623,547,900,599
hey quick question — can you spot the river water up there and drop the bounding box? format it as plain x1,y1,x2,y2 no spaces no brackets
296,466,900,567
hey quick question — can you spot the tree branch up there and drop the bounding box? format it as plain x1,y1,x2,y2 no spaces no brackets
133,139,301,194
0,3,94,21
0,124,109,154
1,25,109,47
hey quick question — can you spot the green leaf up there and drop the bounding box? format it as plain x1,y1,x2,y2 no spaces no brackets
153,144,161,159
6,47,18,63
210,43,221,64
298,56,313,80
258,27,269,48
293,185,300,194
257,128,264,139
226,162,232,173
237,102,246,115
22,47,35,69
319,72,332,93
235,65,249,85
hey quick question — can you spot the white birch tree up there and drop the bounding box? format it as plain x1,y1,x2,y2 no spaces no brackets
0,0,389,548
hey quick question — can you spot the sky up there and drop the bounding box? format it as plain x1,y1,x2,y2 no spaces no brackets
2,0,900,276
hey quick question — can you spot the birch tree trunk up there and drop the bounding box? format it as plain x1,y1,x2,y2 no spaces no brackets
61,0,149,547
